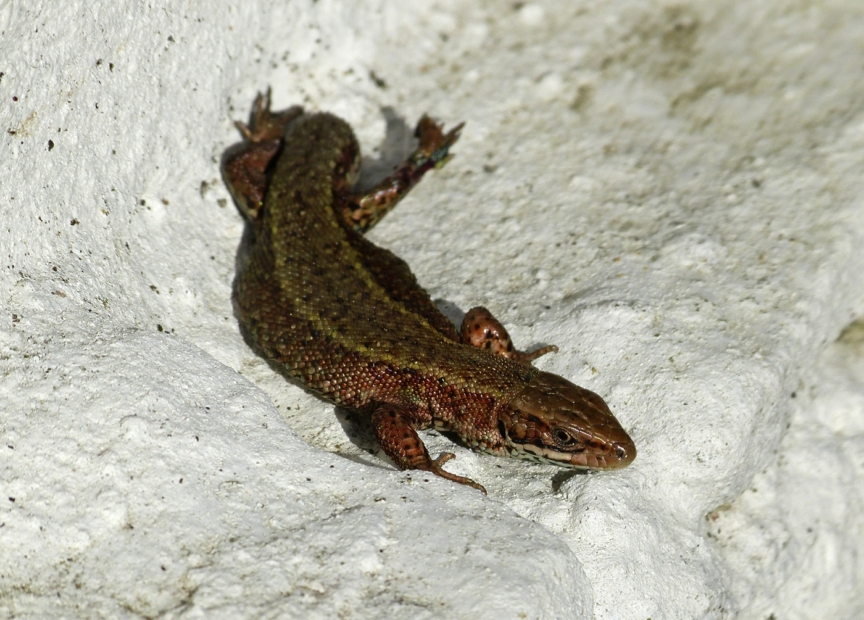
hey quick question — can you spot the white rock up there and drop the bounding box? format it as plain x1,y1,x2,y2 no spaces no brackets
2,1,864,618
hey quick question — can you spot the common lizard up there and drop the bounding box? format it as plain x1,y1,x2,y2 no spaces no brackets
222,90,636,493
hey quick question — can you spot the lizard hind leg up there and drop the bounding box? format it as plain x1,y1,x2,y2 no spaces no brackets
221,88,304,221
460,306,558,364
371,403,486,494
340,115,464,233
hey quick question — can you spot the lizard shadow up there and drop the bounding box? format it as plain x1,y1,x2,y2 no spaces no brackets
331,403,478,462
356,106,416,192
551,468,591,493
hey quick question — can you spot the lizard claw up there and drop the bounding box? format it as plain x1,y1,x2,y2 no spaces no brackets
413,115,464,169
428,453,487,494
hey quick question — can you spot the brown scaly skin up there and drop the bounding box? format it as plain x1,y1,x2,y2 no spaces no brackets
222,90,636,494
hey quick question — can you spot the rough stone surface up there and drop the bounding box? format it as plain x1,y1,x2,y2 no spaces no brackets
2,1,864,618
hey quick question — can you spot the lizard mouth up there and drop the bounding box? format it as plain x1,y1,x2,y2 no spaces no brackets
503,434,635,469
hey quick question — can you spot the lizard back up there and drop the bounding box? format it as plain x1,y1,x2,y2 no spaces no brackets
236,113,529,413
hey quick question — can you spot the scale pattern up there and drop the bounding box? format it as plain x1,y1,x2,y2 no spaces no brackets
224,96,636,492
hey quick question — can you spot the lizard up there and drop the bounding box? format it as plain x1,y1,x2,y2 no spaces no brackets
221,90,636,493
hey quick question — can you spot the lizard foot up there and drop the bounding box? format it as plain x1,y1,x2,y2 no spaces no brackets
343,114,464,233
235,87,304,143
371,404,486,494
460,306,558,364
424,452,487,494
221,88,304,220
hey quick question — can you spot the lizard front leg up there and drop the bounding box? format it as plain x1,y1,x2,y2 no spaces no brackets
371,403,486,494
460,306,558,364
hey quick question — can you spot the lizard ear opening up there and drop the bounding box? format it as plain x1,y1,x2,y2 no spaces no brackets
498,419,508,441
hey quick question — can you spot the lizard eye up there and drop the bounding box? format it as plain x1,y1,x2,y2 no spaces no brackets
552,428,576,446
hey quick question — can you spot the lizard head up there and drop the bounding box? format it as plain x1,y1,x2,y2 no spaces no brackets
499,371,636,470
